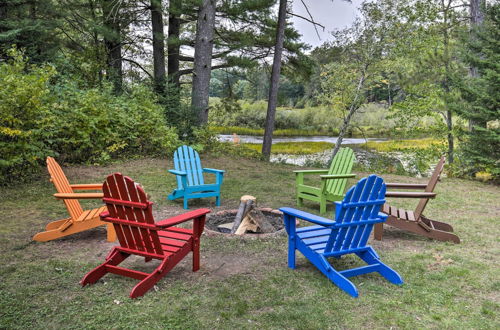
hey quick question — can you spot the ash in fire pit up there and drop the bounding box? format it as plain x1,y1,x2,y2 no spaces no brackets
205,195,284,236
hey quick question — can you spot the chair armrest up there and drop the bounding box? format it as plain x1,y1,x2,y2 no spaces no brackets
385,183,427,189
320,174,356,180
279,207,335,226
203,168,225,174
70,183,103,190
168,169,187,176
54,192,104,199
294,169,329,174
385,191,436,198
156,208,211,228
100,211,110,219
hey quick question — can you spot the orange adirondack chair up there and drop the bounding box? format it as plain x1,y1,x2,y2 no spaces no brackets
81,173,210,298
32,157,116,242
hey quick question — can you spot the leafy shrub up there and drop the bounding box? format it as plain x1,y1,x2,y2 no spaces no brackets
0,50,180,184
0,49,56,183
45,82,180,163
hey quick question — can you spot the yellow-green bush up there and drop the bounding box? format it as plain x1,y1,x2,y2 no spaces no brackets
0,50,180,184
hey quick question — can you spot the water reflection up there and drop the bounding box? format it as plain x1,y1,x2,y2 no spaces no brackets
218,135,388,144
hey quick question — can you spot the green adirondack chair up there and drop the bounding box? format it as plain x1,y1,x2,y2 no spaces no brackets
295,147,356,214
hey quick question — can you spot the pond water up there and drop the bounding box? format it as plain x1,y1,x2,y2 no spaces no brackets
218,134,388,144
218,134,433,177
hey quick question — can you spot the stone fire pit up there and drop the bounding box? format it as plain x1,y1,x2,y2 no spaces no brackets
205,207,285,238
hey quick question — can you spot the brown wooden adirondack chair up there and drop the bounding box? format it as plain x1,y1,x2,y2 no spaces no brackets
81,173,210,298
32,157,116,242
373,156,460,243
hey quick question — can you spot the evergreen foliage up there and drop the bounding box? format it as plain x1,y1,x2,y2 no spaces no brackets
0,0,60,63
453,3,499,179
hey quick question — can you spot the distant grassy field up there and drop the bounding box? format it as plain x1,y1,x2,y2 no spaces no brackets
243,141,334,154
1,155,498,329
210,126,330,137
239,138,442,156
360,138,445,152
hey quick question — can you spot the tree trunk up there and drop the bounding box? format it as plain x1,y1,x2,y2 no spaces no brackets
89,0,103,85
468,0,485,131
332,73,365,158
442,2,454,163
102,0,122,94
167,0,181,88
151,0,166,93
262,0,287,160
191,0,216,126
446,110,454,163
0,4,7,30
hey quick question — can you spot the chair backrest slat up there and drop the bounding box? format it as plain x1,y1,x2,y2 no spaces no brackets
329,176,367,251
102,173,163,256
349,177,385,249
414,156,445,218
174,146,205,188
326,148,355,196
46,157,83,220
324,175,386,254
123,175,159,254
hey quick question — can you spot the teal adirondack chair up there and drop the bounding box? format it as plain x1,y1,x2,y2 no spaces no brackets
295,147,356,214
167,145,225,209
281,175,403,298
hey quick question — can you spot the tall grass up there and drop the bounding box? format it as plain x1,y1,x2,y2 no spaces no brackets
210,126,334,136
243,142,334,154
360,138,445,152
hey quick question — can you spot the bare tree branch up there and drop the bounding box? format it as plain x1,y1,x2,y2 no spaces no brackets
122,58,153,79
300,0,324,40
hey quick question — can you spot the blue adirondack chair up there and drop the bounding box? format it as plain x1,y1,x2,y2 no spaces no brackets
280,175,403,298
168,145,225,209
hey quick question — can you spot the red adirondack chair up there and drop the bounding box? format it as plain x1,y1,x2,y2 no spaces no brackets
80,173,210,298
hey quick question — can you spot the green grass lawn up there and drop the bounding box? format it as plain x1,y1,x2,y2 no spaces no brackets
1,156,499,329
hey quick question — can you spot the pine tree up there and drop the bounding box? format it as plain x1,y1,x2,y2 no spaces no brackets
455,3,499,179
0,0,60,63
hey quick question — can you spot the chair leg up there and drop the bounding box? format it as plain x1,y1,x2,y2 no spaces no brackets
320,198,327,215
192,240,200,272
215,195,221,207
130,272,165,299
81,248,128,286
45,218,70,230
421,215,454,232
356,249,403,285
297,196,303,207
183,198,189,209
288,238,296,269
129,257,178,298
318,256,358,297
373,223,383,240
106,223,116,242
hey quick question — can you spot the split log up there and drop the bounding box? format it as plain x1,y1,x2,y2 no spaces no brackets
234,215,258,235
230,195,255,234
248,209,275,233
235,208,275,235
